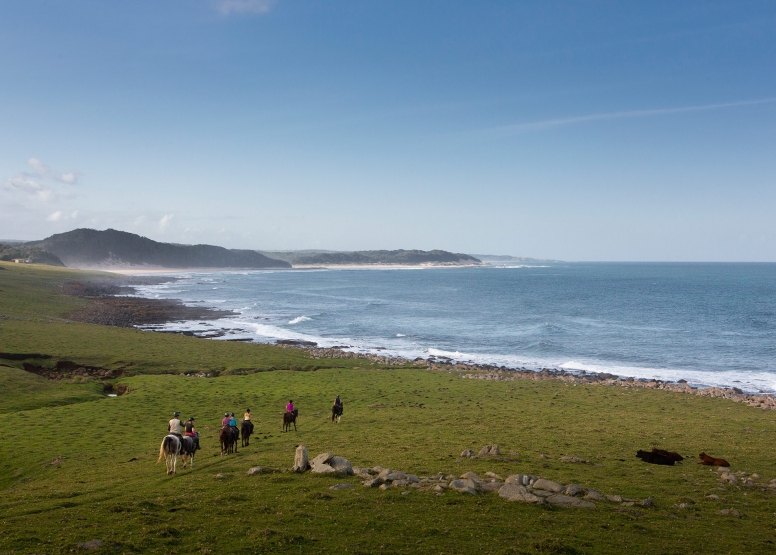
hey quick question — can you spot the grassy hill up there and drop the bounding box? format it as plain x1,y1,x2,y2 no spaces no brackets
26,228,291,269
1,262,775,554
260,249,481,266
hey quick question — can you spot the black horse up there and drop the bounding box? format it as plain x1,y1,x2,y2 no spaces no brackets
282,409,298,432
241,420,254,447
180,435,197,469
331,402,343,423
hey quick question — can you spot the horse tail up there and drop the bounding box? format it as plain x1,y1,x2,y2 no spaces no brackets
157,436,169,463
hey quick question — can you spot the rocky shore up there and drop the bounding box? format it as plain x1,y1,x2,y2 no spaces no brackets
277,343,776,411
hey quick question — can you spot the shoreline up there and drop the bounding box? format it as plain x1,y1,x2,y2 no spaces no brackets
66,278,776,405
92,262,489,275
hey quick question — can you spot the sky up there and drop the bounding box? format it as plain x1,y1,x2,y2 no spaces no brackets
1,1,775,261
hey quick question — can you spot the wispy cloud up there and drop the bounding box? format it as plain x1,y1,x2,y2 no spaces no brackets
213,0,275,15
472,97,776,138
27,157,79,184
4,175,56,202
159,213,175,229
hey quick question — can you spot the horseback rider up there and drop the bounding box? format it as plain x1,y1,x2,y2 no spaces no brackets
168,412,184,439
334,395,342,409
221,412,231,428
229,412,238,429
243,408,254,435
286,400,294,413
184,417,200,451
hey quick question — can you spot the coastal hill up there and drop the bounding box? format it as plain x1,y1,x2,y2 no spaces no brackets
0,243,65,266
259,249,482,266
25,228,291,269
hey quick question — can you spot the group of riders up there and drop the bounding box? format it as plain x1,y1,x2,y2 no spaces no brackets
166,395,344,450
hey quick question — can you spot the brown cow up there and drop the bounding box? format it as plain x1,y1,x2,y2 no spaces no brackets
698,452,730,467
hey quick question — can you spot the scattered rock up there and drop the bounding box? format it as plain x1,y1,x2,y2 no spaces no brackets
77,539,103,551
329,483,354,491
532,479,564,493
310,452,333,469
719,509,741,517
505,474,535,486
477,445,500,457
378,483,391,491
49,455,65,467
363,478,382,488
606,495,623,503
499,483,528,499
246,466,262,476
641,498,655,507
673,503,693,510
432,484,445,492
311,464,337,475
584,490,605,501
546,494,596,508
705,494,721,500
539,453,549,459
329,456,354,476
564,484,584,497
460,449,475,458
393,479,410,487
480,482,504,493
401,490,410,495
485,471,503,480
559,455,587,464
460,472,481,482
292,445,309,472
214,473,227,479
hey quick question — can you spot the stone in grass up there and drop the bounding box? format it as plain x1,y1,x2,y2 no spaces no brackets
392,479,411,488
499,484,543,504
433,484,445,493
485,472,503,480
460,472,481,482
311,464,337,475
532,479,564,493
606,495,623,503
564,484,584,497
378,483,391,491
246,466,262,476
310,452,333,469
363,478,383,488
329,456,354,476
559,455,588,464
77,540,103,551
505,474,535,486
584,490,605,501
292,445,309,473
449,479,478,494
705,494,721,500
214,473,228,479
719,509,741,517
329,483,354,491
401,490,411,495
641,498,655,507
460,449,475,458
545,494,596,508
480,482,504,493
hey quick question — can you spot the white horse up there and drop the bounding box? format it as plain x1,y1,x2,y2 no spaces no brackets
157,435,182,475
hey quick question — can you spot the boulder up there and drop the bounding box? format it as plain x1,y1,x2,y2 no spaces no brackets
329,456,354,476
558,455,587,464
432,484,445,492
392,479,410,487
490,445,501,456
377,468,394,480
498,483,528,499
406,474,420,483
564,484,584,497
363,478,382,487
449,479,478,492
460,449,475,458
310,452,333,469
460,472,481,482
329,483,354,491
546,494,596,508
480,482,504,493
605,495,623,503
477,445,500,457
246,466,262,476
505,474,535,486
532,479,564,493
311,463,337,475
584,490,605,501
384,471,408,482
292,445,309,472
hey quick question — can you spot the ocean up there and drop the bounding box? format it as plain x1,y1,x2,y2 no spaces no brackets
132,263,776,393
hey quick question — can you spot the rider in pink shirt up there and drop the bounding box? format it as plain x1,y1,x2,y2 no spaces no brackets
286,400,294,413
221,412,231,427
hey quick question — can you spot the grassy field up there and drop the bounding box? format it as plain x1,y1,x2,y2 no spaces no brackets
1,262,775,554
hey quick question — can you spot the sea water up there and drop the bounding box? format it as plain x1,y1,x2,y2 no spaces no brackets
133,263,776,393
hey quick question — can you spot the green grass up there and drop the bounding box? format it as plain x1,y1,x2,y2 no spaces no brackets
1,262,775,554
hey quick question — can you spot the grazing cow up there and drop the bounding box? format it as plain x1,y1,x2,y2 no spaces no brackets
698,452,730,467
283,409,298,432
636,450,675,465
652,448,684,462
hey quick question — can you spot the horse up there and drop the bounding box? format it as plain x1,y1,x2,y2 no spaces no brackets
698,452,730,467
241,420,254,447
331,402,343,423
220,427,236,456
158,435,181,475
180,435,197,469
282,409,298,432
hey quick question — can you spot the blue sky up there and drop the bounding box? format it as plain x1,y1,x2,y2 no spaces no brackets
1,1,774,260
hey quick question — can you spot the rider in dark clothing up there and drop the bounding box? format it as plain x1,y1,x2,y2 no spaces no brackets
184,417,200,450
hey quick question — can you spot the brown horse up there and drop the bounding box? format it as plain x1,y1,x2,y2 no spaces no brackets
282,409,298,432
241,420,254,447
698,452,730,467
219,427,239,455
